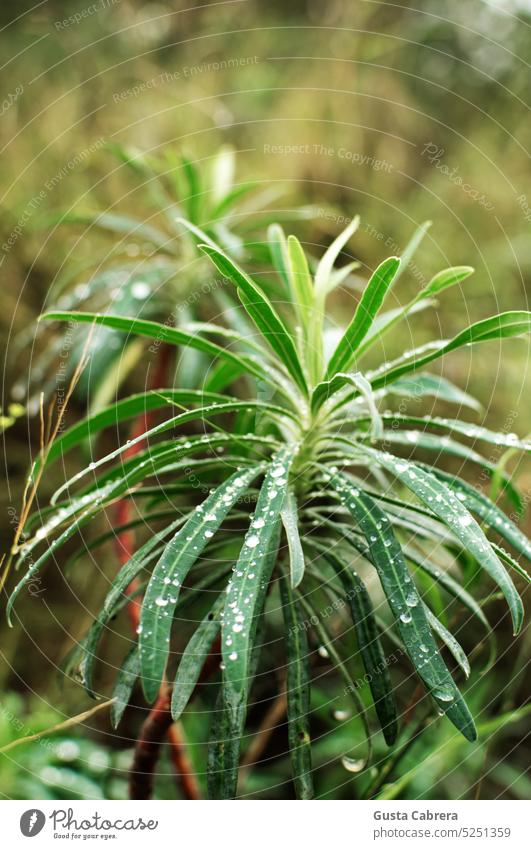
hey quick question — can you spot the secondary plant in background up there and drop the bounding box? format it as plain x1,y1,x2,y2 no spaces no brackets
6,213,531,799
19,144,314,410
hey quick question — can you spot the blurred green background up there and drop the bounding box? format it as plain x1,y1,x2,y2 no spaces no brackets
0,0,529,800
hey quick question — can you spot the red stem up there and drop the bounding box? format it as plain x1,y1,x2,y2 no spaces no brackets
109,345,202,800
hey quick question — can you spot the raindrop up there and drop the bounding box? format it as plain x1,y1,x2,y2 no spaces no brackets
433,686,454,702
341,756,365,773
131,281,150,299
333,709,351,721
458,515,472,527
399,611,412,624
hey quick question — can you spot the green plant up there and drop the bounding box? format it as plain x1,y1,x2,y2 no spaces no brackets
6,214,531,800
21,144,314,410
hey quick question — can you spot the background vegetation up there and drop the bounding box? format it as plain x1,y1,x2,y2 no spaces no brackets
1,0,530,799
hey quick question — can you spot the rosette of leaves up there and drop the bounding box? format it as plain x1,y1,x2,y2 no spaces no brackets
7,215,531,799
18,144,314,408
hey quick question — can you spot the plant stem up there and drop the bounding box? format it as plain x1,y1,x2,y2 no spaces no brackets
0,698,115,754
129,638,221,801
129,684,174,800
111,343,201,800
129,681,203,800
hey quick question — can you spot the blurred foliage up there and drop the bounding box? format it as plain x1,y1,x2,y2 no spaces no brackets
0,692,130,799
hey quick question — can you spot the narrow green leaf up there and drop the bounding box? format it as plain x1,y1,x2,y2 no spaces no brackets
315,215,360,296
222,445,298,699
280,490,305,588
356,298,436,357
352,261,470,360
312,372,382,439
326,260,361,294
40,311,279,393
492,542,531,583
287,235,314,323
279,574,313,799
52,401,287,502
36,389,230,471
171,593,225,720
140,466,264,702
207,687,237,799
210,586,274,799
204,360,245,393
268,223,290,289
111,644,140,729
64,432,275,503
82,518,186,697
211,182,257,221
198,244,309,394
367,429,521,511
180,155,202,221
294,588,372,764
326,257,401,377
402,541,495,665
7,480,129,623
427,468,531,566
388,373,481,411
286,235,322,381
359,445,524,634
371,311,531,389
424,605,470,678
326,470,477,741
420,266,474,297
353,414,531,454
324,550,398,745
394,220,432,284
